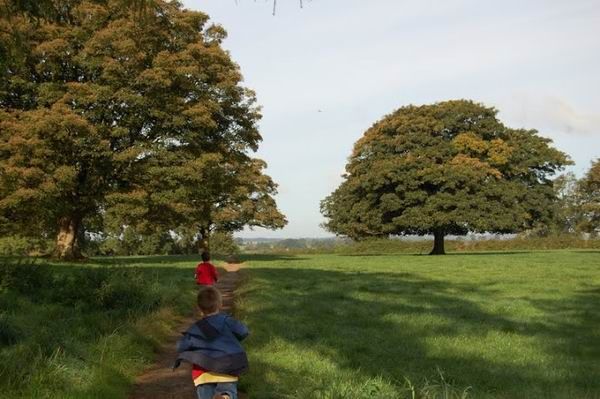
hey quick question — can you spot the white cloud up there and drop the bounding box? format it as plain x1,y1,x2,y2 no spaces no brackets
500,94,600,136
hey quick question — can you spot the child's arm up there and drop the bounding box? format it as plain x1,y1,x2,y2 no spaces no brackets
226,317,249,341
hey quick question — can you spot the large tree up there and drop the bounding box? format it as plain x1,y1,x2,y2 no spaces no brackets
0,0,285,259
321,100,571,254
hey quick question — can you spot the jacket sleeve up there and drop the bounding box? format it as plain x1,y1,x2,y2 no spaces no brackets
176,333,192,353
227,317,249,341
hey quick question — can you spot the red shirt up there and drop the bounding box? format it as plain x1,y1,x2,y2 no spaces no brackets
195,261,218,285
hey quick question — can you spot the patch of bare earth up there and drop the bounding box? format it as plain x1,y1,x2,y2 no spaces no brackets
129,263,248,399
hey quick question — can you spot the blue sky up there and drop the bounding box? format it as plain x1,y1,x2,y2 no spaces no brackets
182,0,600,238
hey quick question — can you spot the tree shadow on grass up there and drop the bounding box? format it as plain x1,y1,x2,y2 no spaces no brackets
240,267,600,399
525,286,600,395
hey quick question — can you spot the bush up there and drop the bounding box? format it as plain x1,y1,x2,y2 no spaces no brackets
211,231,241,261
0,236,53,256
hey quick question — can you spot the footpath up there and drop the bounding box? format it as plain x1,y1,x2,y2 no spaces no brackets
129,263,246,399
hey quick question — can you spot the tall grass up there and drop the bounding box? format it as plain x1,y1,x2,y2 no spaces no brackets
0,257,197,399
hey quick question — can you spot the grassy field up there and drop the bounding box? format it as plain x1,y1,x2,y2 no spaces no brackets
0,255,203,399
1,251,599,398
237,251,600,399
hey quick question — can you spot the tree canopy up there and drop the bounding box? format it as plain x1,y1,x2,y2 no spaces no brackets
578,159,600,236
321,100,571,254
0,0,286,259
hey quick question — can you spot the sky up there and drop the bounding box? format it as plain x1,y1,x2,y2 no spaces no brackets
181,0,600,239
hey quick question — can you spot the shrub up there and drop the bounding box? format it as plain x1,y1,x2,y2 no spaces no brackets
0,236,53,256
211,231,241,261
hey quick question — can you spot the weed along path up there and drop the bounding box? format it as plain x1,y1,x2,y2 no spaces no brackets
129,263,246,399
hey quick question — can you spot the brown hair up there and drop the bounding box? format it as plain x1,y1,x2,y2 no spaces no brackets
201,251,210,262
197,286,222,314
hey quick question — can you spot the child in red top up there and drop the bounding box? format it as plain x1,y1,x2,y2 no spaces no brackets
195,252,218,286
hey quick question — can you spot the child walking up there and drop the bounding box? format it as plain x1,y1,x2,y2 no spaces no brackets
174,286,249,399
195,251,219,286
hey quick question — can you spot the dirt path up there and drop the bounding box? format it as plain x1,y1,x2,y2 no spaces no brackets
129,263,246,399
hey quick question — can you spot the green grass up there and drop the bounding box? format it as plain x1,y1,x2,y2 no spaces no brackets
2,251,599,399
237,251,600,399
0,255,209,399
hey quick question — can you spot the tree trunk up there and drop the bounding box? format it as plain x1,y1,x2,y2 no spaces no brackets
198,227,210,254
55,216,82,260
429,229,445,255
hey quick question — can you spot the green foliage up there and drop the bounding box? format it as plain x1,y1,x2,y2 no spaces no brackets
0,0,285,259
0,235,53,256
539,160,600,237
238,252,600,399
210,231,240,258
94,229,177,257
578,158,600,236
321,100,571,253
542,172,583,235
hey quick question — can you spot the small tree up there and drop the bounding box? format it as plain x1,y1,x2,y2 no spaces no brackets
578,159,600,236
321,100,571,254
544,172,582,235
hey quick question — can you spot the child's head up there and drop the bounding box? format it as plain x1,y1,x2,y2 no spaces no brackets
197,286,222,315
201,251,210,262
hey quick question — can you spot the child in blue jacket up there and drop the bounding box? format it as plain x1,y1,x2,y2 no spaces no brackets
175,286,249,399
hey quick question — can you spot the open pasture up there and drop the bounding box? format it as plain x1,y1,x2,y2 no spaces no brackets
237,251,600,399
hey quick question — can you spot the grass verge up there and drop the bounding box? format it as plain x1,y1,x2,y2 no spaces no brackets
0,255,203,399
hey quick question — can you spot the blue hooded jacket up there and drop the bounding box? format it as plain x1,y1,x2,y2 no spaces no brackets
174,313,249,376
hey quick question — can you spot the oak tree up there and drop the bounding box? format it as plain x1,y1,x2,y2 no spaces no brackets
0,0,285,258
321,100,571,254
